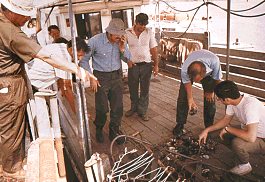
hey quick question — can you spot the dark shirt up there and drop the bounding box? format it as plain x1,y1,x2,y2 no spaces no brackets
53,37,68,44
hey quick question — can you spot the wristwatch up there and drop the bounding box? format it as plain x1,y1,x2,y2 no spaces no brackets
225,126,229,133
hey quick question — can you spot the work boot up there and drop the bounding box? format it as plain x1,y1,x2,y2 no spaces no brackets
109,129,125,145
139,114,149,121
3,168,26,180
96,128,104,143
173,124,184,138
125,109,136,117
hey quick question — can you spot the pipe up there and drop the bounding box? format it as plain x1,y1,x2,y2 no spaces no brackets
226,0,231,80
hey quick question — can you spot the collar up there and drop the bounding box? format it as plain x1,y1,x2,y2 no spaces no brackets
103,33,110,44
236,94,245,107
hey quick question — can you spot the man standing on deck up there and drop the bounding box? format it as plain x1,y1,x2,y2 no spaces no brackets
199,80,265,175
125,13,159,121
173,49,222,137
0,0,83,179
79,18,132,145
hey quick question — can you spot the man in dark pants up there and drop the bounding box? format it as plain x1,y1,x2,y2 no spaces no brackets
79,18,131,144
173,49,222,137
125,13,159,121
0,0,83,179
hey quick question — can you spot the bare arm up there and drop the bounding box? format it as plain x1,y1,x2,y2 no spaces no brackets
225,123,258,142
35,48,78,74
199,114,233,144
184,82,197,111
150,46,159,76
150,47,158,66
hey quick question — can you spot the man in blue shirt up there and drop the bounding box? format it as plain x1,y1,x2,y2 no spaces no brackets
79,18,131,144
173,49,223,137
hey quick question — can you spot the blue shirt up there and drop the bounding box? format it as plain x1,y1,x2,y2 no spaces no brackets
79,33,131,74
181,49,223,84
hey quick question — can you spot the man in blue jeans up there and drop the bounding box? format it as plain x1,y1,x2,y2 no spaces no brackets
173,49,222,137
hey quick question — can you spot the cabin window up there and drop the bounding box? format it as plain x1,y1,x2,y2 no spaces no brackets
75,12,102,39
111,9,134,29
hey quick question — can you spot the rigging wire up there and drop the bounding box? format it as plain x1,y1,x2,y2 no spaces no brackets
156,0,265,38
157,0,265,18
229,0,265,12
207,2,265,18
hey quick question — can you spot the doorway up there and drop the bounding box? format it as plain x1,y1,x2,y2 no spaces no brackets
75,12,102,39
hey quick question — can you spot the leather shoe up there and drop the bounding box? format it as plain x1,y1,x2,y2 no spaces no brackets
96,128,104,143
125,109,136,117
140,114,149,121
173,124,184,138
3,168,25,180
109,130,125,145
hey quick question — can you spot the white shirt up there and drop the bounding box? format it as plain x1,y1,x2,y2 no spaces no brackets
125,27,157,63
226,94,265,138
26,43,72,89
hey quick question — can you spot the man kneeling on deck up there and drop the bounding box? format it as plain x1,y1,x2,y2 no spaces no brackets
199,80,265,175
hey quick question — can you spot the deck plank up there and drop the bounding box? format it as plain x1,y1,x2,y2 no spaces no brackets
84,74,265,180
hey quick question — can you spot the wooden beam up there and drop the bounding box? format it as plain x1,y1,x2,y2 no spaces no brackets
59,0,149,13
220,64,265,80
210,47,265,61
219,56,265,70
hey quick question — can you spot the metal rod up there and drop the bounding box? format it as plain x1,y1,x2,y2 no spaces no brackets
68,0,78,65
68,0,91,163
226,0,231,80
80,82,93,157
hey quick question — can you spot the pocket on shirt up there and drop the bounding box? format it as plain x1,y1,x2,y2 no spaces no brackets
0,80,13,108
0,77,27,108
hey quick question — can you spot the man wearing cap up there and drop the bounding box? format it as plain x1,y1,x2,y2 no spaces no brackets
0,0,83,179
79,18,132,145
125,13,159,121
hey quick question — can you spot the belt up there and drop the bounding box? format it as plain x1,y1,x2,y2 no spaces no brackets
135,62,149,66
93,69,121,74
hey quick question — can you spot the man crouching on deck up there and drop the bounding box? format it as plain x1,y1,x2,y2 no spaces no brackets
199,80,265,175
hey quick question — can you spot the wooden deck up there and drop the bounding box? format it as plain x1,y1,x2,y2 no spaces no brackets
85,73,265,181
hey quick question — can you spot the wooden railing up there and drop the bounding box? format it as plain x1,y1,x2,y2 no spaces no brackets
159,31,265,100
209,47,265,100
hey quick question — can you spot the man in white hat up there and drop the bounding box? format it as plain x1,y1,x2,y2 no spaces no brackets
79,18,132,145
0,0,83,179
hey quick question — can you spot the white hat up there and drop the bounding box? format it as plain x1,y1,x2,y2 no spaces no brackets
0,0,36,16
105,18,126,36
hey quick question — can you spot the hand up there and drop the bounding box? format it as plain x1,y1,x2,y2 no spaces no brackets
188,98,198,113
198,129,209,145
76,67,82,79
119,35,126,53
89,76,100,93
153,65,159,76
204,92,215,103
219,127,227,140
127,60,135,68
